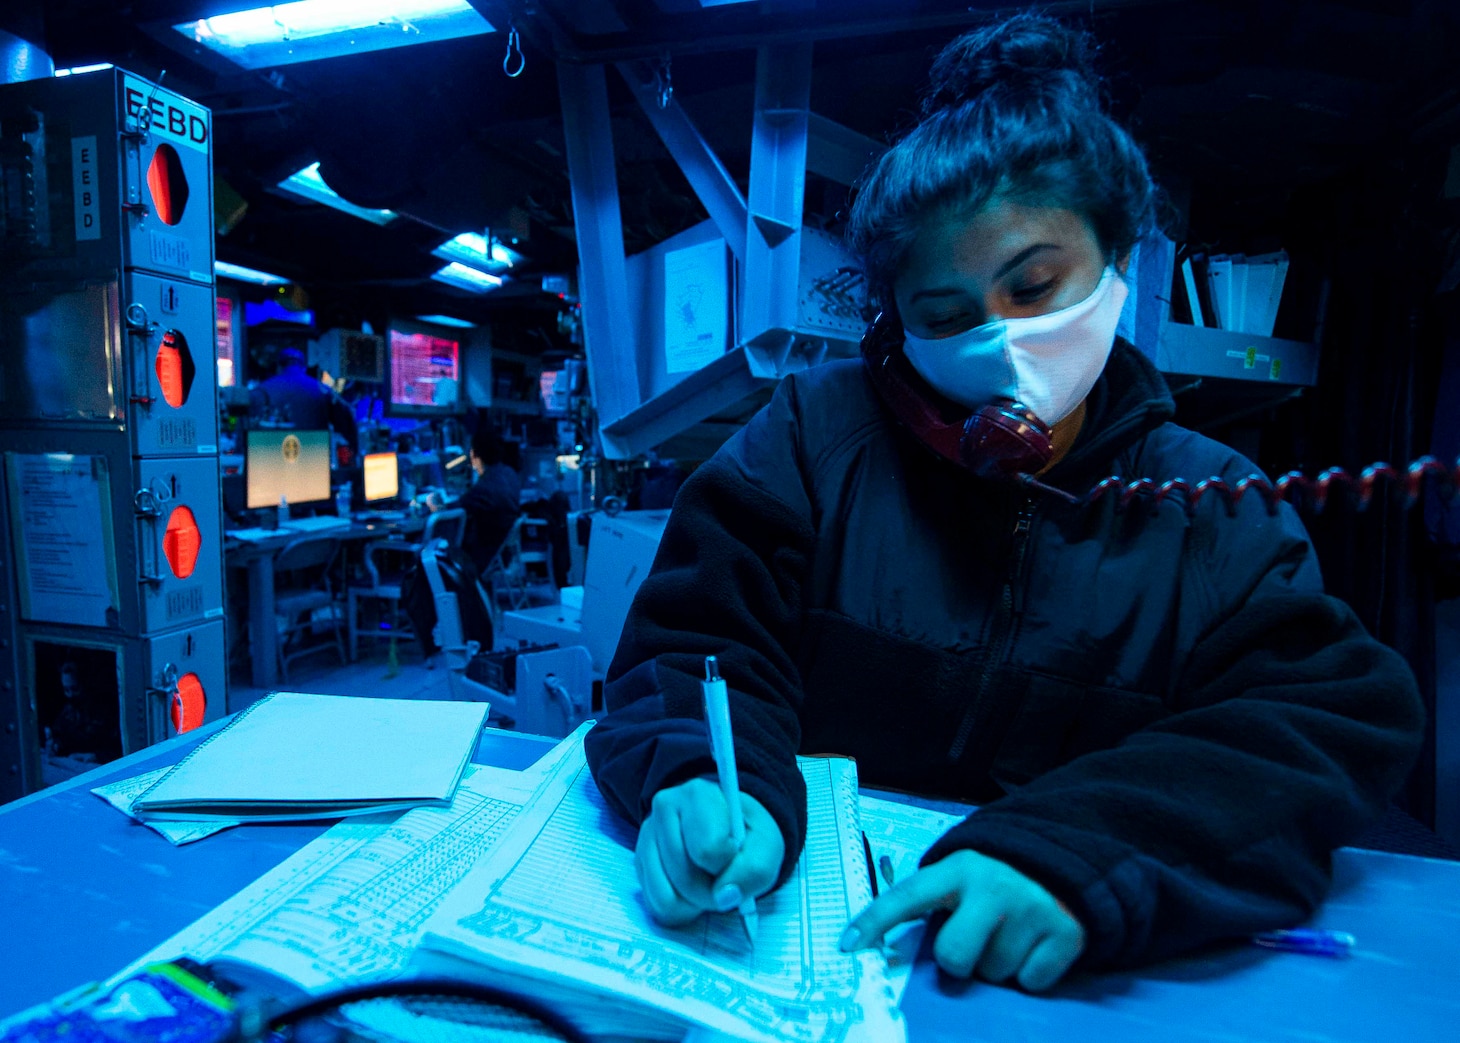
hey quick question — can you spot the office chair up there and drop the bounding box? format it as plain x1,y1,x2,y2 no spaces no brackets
271,535,346,683
348,509,466,660
481,515,556,638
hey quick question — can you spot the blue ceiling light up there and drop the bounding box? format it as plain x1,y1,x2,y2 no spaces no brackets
432,262,504,294
174,1,494,70
54,63,114,77
276,162,398,225
415,314,478,328
432,232,522,274
215,260,290,286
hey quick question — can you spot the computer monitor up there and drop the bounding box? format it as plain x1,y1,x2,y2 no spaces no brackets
246,429,331,509
361,452,399,503
216,295,238,387
387,321,461,416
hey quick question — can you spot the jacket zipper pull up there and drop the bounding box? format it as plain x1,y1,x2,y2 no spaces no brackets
946,496,1038,764
1008,498,1035,616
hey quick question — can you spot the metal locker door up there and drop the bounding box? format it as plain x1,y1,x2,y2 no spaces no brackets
0,280,123,425
134,458,224,634
117,72,214,286
140,619,227,748
124,273,219,455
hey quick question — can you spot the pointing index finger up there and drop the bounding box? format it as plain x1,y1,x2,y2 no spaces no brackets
840,860,960,951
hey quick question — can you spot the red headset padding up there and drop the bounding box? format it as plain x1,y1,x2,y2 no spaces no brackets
860,313,1053,481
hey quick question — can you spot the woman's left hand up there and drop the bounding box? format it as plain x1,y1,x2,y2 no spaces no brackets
840,848,1085,992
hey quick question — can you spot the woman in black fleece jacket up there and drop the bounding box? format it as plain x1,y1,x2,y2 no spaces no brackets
584,13,1425,992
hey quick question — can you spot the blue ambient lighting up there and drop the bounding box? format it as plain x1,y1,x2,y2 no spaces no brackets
415,314,477,328
432,262,504,294
215,260,290,286
174,1,494,70
54,63,114,77
277,162,398,225
245,299,315,327
431,232,522,274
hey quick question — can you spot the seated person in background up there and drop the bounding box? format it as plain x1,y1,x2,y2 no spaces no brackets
460,428,522,575
252,347,359,455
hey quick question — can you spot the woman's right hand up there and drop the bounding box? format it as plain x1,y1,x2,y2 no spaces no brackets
635,777,785,926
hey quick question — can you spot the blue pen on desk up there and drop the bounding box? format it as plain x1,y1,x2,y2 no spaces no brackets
703,656,758,945
1251,928,1356,958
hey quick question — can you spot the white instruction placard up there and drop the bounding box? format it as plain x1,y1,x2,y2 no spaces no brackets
6,453,118,627
70,136,101,241
664,238,730,374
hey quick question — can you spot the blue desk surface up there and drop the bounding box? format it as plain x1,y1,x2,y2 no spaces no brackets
2,724,1455,1041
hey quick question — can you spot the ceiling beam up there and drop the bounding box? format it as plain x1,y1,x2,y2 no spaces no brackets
523,0,1189,64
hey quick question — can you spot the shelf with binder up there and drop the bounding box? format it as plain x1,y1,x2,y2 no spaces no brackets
1155,321,1320,387
1123,237,1319,388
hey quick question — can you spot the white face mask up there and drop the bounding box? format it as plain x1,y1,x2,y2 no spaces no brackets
901,267,1129,426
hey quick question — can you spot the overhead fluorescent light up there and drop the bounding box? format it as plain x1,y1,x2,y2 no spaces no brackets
276,162,397,225
54,62,114,77
431,232,522,274
174,1,494,70
215,260,289,286
432,262,503,294
415,314,477,328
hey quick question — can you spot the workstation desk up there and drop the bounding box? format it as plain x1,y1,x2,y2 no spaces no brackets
1,719,1454,1041
224,515,427,687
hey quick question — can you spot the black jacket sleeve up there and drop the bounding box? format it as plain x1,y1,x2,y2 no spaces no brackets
585,380,817,884
922,499,1425,968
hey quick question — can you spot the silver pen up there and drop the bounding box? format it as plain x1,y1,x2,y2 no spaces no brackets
702,656,758,946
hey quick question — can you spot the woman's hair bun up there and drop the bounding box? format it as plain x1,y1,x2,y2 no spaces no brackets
920,12,1100,118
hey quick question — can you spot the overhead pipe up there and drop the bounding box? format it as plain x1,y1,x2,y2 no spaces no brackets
0,0,52,84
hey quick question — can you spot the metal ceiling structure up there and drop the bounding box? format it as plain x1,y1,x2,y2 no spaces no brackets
6,0,1457,398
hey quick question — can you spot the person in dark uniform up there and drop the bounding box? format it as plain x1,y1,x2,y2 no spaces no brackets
583,13,1424,993
252,346,358,454
460,428,523,575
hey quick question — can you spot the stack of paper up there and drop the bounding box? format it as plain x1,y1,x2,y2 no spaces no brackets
416,750,907,1043
109,732,584,993
129,692,488,822
106,725,963,1041
93,767,239,844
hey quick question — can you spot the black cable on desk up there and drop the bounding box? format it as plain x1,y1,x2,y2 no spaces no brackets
230,978,591,1043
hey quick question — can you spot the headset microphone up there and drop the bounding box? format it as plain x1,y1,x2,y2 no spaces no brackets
860,312,1053,480
861,311,1460,518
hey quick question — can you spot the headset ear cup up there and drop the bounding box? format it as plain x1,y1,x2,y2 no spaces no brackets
960,401,1053,480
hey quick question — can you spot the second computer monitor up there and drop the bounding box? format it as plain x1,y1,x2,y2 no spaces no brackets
246,429,332,510
387,322,460,415
362,452,400,503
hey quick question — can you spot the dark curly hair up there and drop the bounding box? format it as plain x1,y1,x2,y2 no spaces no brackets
846,12,1158,312
471,426,505,467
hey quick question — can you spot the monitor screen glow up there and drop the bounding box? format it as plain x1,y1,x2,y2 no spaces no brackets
389,329,460,411
216,296,237,387
362,452,400,502
246,429,331,509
